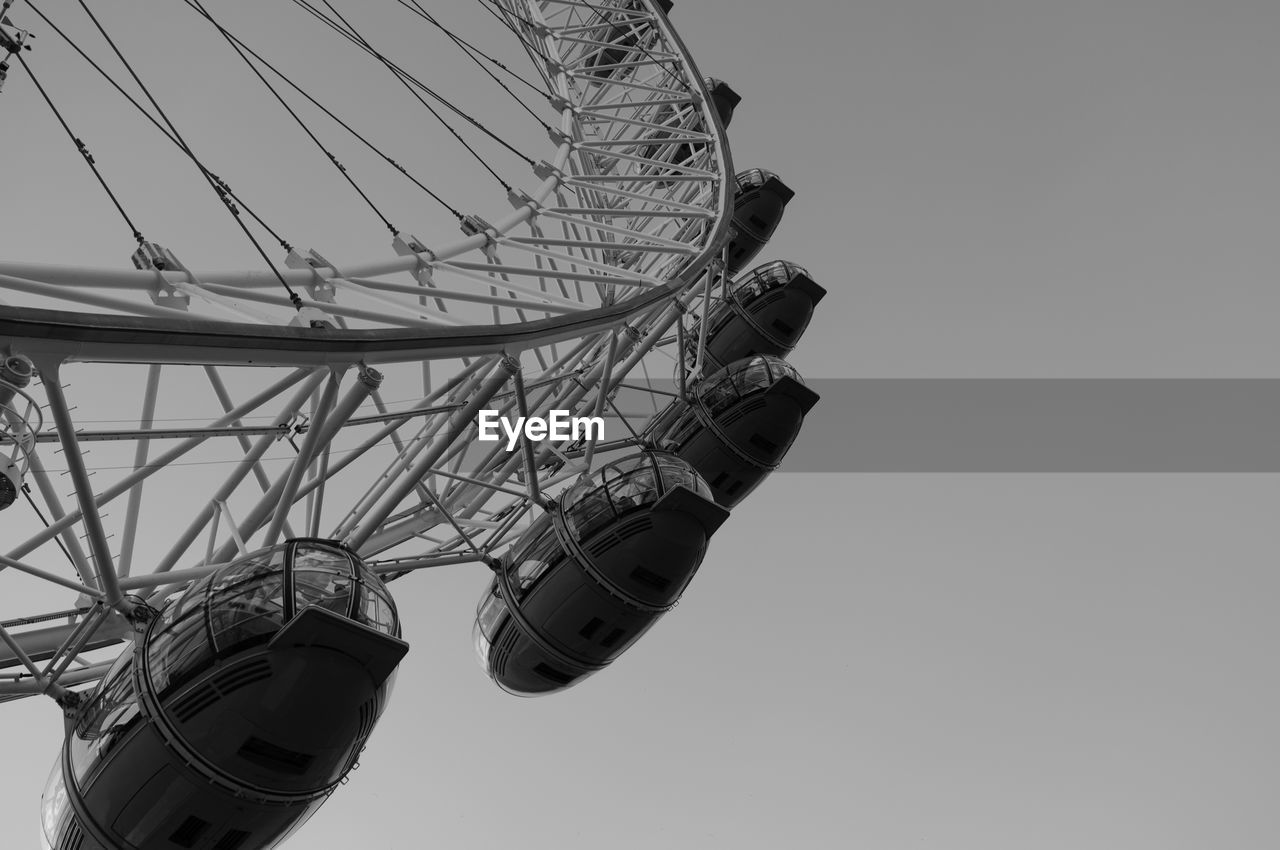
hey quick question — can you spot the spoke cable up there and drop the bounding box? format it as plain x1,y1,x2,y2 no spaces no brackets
20,484,79,577
312,0,515,192
310,0,522,190
399,0,551,103
291,0,535,192
73,0,304,309
24,1,295,253
402,0,551,133
12,52,146,246
477,0,543,40
177,0,462,220
473,0,559,92
188,0,401,238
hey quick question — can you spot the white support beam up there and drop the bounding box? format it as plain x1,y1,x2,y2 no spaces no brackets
23,450,99,589
117,363,162,578
262,368,347,547
7,368,314,563
0,553,104,598
346,357,519,551
153,369,329,574
40,364,132,617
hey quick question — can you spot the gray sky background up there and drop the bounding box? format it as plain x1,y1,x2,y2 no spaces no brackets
4,1,1280,848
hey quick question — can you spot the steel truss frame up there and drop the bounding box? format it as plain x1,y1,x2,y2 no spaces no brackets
0,0,732,699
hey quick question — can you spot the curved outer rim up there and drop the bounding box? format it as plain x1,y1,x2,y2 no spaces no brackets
0,1,735,368
0,264,695,368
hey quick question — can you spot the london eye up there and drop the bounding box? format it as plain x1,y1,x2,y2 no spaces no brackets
0,2,823,848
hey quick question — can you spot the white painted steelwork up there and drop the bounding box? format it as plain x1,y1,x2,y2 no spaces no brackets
0,0,734,701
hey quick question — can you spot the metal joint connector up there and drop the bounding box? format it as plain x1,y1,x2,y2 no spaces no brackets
459,214,495,237
507,188,538,211
356,365,384,390
391,233,436,263
284,249,339,304
130,242,192,310
57,689,84,717
460,215,499,256
125,597,157,631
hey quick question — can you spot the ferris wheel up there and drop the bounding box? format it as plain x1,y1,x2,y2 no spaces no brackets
0,2,824,848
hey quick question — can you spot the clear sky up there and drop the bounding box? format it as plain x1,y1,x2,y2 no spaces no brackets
4,2,1280,849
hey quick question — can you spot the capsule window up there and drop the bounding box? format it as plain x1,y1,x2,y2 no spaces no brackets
601,627,627,649
567,486,615,541
355,583,396,634
168,574,215,624
514,558,553,593
75,652,138,742
70,648,143,783
608,467,658,512
749,434,779,454
701,381,738,417
209,575,286,655
147,605,214,696
579,617,604,639
476,590,508,641
740,359,773,393
293,568,353,618
40,759,70,850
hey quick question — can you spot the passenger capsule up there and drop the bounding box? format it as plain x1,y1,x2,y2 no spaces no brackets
582,0,674,81
704,77,742,128
686,260,826,373
724,169,795,275
473,452,728,697
647,356,819,507
40,539,407,850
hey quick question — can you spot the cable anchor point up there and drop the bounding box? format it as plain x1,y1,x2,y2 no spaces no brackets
0,6,32,95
